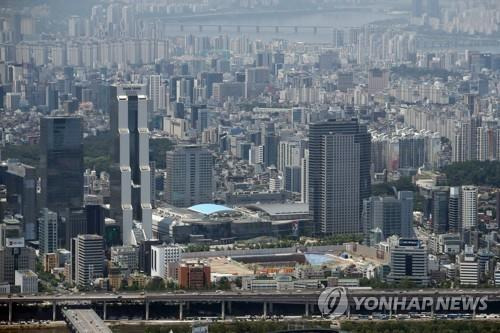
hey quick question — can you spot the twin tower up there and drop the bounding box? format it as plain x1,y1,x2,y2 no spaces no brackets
110,84,152,245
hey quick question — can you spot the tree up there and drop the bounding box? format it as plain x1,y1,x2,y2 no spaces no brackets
216,277,231,290
146,277,165,291
442,160,500,187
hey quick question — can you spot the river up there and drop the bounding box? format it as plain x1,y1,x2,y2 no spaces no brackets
161,9,401,43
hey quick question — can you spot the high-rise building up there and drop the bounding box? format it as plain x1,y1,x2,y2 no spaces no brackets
300,149,309,204
362,192,414,242
411,0,423,17
149,75,161,113
333,29,345,48
284,166,302,193
309,119,370,235
387,239,429,286
165,145,214,207
151,244,182,280
138,239,162,275
263,133,279,168
448,187,461,233
425,0,440,18
199,72,223,99
63,207,87,250
38,208,58,256
74,234,104,288
110,84,152,245
399,136,425,169
0,217,22,247
398,191,414,238
461,186,478,230
432,189,449,234
0,161,37,240
278,140,303,173
245,67,269,98
368,68,389,94
39,116,84,213
0,246,36,284
85,204,105,236
337,71,354,92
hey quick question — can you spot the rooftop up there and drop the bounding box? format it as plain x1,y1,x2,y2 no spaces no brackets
247,203,309,216
188,204,234,216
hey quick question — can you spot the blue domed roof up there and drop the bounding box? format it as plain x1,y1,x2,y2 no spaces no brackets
188,204,234,215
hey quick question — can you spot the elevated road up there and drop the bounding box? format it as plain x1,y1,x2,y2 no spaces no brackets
2,289,500,304
2,289,499,323
62,309,112,333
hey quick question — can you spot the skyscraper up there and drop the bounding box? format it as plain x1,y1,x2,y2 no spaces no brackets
165,145,214,207
432,189,449,234
0,161,37,240
367,68,389,94
39,116,84,213
461,186,478,230
398,191,414,238
362,191,414,241
110,84,152,245
63,207,86,251
245,67,269,98
74,234,104,288
309,118,371,235
411,0,423,17
425,0,440,18
448,187,461,233
38,208,58,256
263,133,279,168
149,75,161,113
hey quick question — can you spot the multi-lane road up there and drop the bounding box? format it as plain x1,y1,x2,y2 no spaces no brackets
1,289,499,304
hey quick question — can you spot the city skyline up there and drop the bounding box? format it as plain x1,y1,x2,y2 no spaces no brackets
1,0,500,331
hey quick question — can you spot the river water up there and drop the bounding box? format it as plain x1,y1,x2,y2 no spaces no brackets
166,9,399,43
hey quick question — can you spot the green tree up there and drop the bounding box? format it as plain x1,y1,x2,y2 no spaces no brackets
146,277,166,291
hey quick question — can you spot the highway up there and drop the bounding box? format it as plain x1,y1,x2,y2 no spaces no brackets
2,289,500,324
2,289,500,304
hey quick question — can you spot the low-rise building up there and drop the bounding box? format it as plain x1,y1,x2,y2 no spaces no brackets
14,269,38,294
494,264,500,287
111,245,139,272
179,262,211,289
387,239,429,286
151,244,182,280
459,246,479,286
43,253,57,273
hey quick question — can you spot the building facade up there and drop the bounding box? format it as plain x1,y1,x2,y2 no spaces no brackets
309,118,371,235
165,145,214,207
110,84,152,245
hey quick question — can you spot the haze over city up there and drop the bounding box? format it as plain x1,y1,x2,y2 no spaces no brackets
1,1,500,332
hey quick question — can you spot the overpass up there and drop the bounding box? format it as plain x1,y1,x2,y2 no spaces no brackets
2,289,499,323
62,309,112,333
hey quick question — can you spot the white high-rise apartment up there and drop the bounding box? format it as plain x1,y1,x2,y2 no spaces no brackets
149,75,161,113
301,149,309,203
461,185,478,230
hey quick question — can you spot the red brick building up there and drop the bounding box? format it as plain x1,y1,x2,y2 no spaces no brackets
178,263,211,289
